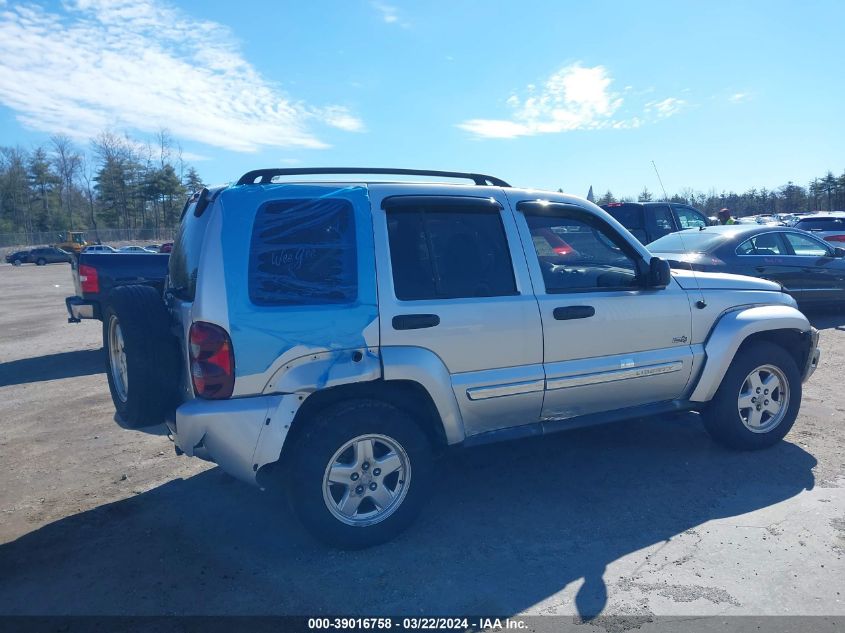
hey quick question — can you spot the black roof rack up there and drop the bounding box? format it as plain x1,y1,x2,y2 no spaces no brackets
235,168,510,187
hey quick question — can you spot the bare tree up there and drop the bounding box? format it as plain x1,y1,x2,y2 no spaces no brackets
50,134,82,230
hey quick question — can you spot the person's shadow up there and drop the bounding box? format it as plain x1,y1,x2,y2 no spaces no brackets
0,413,816,617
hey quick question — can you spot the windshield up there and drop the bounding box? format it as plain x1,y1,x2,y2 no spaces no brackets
647,231,729,253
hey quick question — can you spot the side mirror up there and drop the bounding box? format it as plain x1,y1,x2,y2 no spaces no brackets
648,257,672,288
833,247,845,258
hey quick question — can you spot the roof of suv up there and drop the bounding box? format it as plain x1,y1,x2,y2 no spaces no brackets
235,167,512,187
601,201,686,208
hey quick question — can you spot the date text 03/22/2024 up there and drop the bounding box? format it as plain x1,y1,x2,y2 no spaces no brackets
307,617,527,630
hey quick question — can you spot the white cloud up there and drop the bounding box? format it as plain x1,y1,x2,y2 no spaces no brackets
458,64,689,139
180,151,209,162
645,97,687,118
371,2,408,27
457,63,626,139
0,0,363,152
729,92,751,103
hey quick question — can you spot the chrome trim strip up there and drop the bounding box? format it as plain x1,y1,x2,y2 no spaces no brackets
466,378,545,401
547,361,684,391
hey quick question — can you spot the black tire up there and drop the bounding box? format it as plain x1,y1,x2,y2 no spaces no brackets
12,259,21,266
702,341,801,450
286,399,434,549
36,258,46,266
102,285,180,428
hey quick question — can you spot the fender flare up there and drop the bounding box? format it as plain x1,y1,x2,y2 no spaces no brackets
688,304,811,402
381,346,466,445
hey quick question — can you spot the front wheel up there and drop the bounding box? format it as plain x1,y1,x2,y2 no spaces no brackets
36,258,46,266
12,259,22,266
286,399,433,548
702,341,801,450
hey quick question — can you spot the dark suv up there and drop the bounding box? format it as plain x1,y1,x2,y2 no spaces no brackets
600,202,710,245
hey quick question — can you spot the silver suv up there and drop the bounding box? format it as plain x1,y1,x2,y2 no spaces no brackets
102,168,821,548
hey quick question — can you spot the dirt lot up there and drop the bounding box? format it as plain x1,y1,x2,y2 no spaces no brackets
0,263,843,619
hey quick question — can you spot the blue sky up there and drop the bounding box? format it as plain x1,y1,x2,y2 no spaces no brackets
0,0,842,198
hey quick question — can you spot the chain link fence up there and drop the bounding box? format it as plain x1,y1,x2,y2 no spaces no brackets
0,227,176,250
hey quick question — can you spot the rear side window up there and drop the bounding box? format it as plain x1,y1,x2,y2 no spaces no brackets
170,198,211,301
386,206,517,300
604,204,644,230
249,198,357,306
648,204,676,240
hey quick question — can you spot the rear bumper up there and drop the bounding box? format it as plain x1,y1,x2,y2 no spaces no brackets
802,327,821,382
169,393,302,486
65,296,99,322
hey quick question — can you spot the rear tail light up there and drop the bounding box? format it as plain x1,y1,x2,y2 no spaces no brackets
553,245,573,255
79,264,99,294
825,235,845,242
189,321,235,399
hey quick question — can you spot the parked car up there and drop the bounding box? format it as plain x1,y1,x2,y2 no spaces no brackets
792,213,845,243
158,242,173,253
99,168,819,548
118,245,156,253
647,225,845,306
600,201,710,244
82,244,117,253
11,246,72,265
5,249,31,265
65,251,170,322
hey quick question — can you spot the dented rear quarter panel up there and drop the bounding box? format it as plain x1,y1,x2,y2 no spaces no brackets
193,183,381,398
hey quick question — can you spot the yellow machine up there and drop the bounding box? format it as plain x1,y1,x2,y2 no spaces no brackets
55,231,88,253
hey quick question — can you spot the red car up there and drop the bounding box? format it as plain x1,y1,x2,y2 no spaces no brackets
158,242,173,253
530,227,577,257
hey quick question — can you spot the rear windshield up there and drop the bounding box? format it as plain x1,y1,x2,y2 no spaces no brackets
647,231,729,253
603,204,644,229
794,218,845,231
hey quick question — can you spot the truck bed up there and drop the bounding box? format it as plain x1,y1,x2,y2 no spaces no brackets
66,252,170,322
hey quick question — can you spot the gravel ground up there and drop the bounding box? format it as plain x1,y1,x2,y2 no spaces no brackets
0,263,843,619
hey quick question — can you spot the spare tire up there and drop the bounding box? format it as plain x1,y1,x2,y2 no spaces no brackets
102,285,180,428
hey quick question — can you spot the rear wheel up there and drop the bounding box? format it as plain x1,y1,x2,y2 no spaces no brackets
36,258,46,266
702,341,801,450
102,285,180,428
286,399,433,548
12,259,22,266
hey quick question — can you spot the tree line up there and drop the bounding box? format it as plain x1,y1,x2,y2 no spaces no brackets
0,130,205,239
594,169,845,217
3,131,843,238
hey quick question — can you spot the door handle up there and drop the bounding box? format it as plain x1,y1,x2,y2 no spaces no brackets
553,306,595,320
392,314,440,330
755,266,766,273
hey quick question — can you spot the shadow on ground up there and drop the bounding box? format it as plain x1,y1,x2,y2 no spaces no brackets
0,415,815,617
0,349,103,387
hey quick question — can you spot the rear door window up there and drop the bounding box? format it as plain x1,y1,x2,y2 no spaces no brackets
386,205,517,300
736,233,788,255
647,204,676,240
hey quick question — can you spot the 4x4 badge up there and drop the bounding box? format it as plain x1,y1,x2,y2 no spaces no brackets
673,335,688,343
